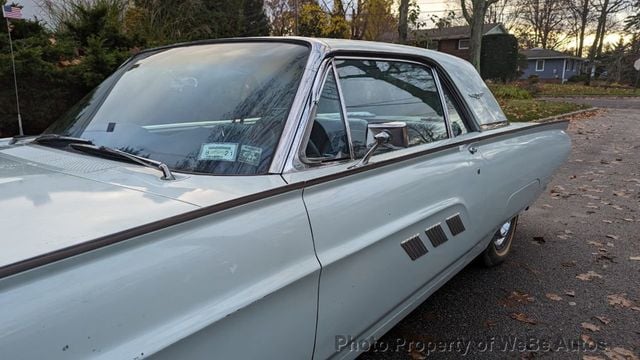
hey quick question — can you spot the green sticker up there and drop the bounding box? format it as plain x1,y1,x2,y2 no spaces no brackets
198,143,238,161
238,145,263,166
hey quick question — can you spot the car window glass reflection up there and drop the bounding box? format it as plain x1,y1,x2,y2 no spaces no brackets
305,71,350,161
335,59,448,158
44,43,310,175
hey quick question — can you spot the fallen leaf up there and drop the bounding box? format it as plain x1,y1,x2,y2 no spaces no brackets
565,290,576,297
607,293,634,308
409,348,425,360
532,236,546,244
632,307,640,312
581,322,600,332
594,316,611,325
546,293,563,301
569,301,577,306
630,256,640,261
623,218,634,222
484,320,497,328
606,234,619,240
510,312,537,325
602,220,613,224
611,205,623,210
502,291,535,306
577,271,603,281
581,334,596,347
603,347,639,360
558,234,570,240
588,241,604,247
582,355,605,360
562,261,577,267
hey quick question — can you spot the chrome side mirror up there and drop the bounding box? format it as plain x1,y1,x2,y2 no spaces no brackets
348,131,390,169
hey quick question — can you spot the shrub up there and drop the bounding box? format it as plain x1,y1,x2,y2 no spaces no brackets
488,84,533,100
568,74,589,83
480,34,519,82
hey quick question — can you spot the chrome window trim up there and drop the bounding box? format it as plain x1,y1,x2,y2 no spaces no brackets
332,61,356,160
297,60,354,164
268,41,326,174
432,69,454,138
284,55,453,173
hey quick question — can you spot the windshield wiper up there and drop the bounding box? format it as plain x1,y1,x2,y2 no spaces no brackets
69,143,176,181
32,134,94,146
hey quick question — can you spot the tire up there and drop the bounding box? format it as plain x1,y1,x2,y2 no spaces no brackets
481,215,519,267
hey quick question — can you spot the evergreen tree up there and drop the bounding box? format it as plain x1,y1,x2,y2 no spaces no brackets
241,0,270,36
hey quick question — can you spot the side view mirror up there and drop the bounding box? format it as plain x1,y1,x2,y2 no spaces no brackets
349,121,407,169
368,121,409,148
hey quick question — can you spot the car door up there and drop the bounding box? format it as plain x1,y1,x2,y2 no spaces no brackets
282,57,489,359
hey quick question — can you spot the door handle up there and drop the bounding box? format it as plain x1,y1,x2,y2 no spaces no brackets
468,146,478,154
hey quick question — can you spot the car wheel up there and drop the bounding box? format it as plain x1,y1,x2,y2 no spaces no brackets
481,215,519,267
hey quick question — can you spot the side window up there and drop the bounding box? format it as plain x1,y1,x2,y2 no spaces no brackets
304,70,350,161
442,85,469,137
334,59,448,158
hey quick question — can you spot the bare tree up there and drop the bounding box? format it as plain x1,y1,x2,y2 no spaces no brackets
566,0,594,57
586,0,632,81
485,0,518,28
516,0,569,49
265,0,295,35
460,0,499,71
398,0,409,43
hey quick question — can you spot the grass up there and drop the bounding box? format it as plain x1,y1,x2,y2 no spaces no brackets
487,84,533,99
498,99,590,122
537,83,640,97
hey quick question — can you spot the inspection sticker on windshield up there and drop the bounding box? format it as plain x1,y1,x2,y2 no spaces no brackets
238,145,263,166
198,143,238,161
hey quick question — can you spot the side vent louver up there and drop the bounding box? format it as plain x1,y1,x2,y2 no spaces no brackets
401,235,428,261
446,214,466,236
425,224,448,247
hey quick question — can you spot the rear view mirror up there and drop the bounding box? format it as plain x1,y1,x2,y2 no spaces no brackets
368,122,409,148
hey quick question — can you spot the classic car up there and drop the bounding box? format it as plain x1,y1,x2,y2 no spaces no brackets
0,37,571,359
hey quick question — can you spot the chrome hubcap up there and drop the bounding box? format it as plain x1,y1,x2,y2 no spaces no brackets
494,221,512,249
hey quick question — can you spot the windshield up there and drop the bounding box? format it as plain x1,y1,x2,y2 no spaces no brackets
45,42,310,175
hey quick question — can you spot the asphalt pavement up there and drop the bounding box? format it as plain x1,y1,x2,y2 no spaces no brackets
361,98,640,359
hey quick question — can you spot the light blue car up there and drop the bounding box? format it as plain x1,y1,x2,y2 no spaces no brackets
0,38,570,359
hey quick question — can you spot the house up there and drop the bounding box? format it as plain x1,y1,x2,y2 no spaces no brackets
414,23,509,61
520,48,585,82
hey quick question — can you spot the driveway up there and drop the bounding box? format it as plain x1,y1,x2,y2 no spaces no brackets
361,102,640,359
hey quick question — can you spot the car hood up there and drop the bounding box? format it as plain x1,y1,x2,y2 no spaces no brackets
0,143,287,270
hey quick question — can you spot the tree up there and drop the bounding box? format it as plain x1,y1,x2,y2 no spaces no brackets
349,0,396,40
298,2,328,37
242,0,271,36
586,0,632,82
460,0,499,72
623,1,640,31
566,0,594,57
398,0,409,43
265,0,295,35
480,34,519,82
516,0,569,50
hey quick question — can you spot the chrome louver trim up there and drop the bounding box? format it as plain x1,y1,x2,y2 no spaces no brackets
425,224,448,247
445,214,466,236
400,235,428,261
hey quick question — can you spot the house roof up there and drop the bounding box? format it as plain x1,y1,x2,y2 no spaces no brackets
417,23,506,41
521,48,584,60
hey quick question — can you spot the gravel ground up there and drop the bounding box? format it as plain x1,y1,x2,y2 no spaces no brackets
360,102,640,360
